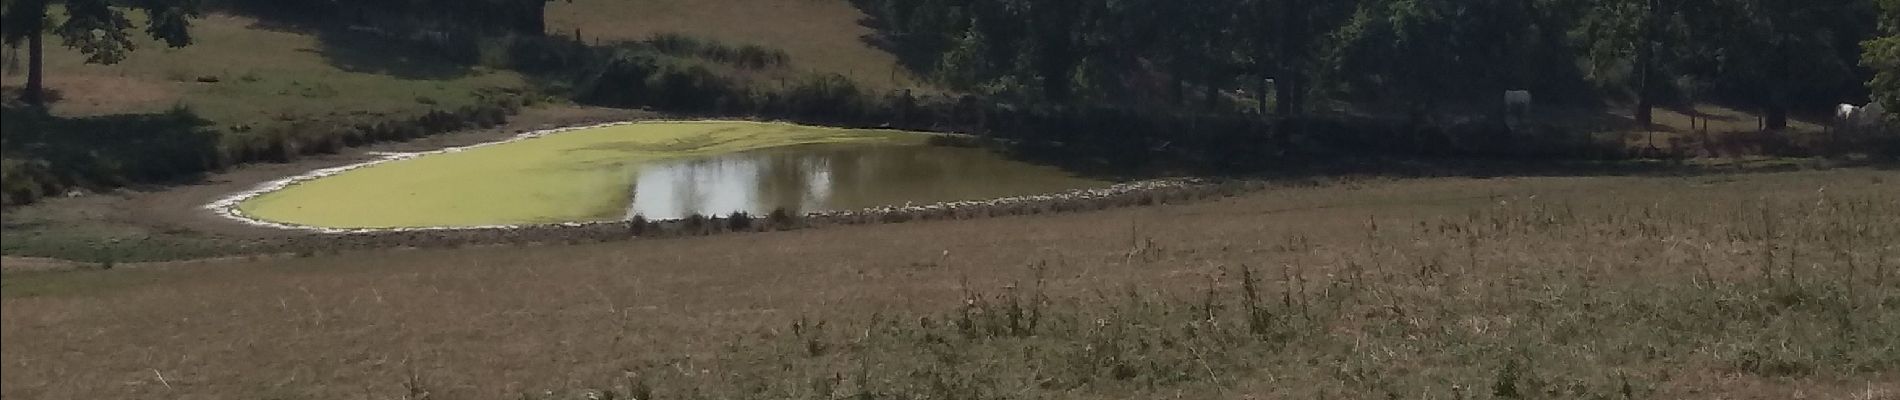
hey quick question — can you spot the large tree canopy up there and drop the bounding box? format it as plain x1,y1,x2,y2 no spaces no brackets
853,0,1882,126
2,0,199,107
1868,0,1900,119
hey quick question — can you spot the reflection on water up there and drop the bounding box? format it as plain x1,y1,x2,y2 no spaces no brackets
627,143,1103,219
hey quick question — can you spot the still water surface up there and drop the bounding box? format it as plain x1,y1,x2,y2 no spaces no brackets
235,121,1108,229
627,143,1104,219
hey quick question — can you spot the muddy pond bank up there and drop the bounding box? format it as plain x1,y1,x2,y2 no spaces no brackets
228,178,1266,257
217,120,1122,231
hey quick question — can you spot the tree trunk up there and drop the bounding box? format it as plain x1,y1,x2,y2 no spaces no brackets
1204,67,1221,111
1272,0,1303,149
1257,73,1270,115
1274,0,1301,119
23,25,45,108
1765,36,1790,131
524,0,549,35
1765,105,1787,130
1633,0,1656,129
1254,0,1273,116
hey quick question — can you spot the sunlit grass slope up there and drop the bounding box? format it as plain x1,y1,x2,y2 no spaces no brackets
236,121,925,229
0,14,525,132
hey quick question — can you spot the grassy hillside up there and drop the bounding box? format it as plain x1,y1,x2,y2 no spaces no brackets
2,0,929,124
0,14,526,132
3,170,1895,399
548,0,926,91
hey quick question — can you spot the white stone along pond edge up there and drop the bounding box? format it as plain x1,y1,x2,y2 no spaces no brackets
205,120,1214,234
204,121,649,233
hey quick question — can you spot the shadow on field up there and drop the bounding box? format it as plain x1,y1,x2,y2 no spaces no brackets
304,28,479,80
243,19,479,81
1,104,220,205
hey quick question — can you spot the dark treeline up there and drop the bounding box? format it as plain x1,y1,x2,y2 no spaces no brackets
199,0,1890,174
1873,0,1900,114
854,0,1883,129
4,0,1898,206
1,94,524,205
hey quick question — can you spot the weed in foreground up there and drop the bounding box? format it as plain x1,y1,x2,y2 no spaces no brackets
529,190,1899,399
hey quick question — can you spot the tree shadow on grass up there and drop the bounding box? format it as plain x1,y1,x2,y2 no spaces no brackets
242,19,479,81
846,7,941,84
2,103,221,205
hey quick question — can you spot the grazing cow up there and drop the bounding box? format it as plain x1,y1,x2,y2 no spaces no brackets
1839,102,1890,130
1503,90,1533,131
1504,90,1533,116
1836,103,1862,133
1838,103,1861,123
1863,102,1887,126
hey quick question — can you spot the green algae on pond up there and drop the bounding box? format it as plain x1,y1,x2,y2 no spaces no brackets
234,121,1106,229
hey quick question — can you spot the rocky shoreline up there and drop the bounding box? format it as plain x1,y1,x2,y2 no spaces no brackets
238,178,1267,255
200,120,1273,255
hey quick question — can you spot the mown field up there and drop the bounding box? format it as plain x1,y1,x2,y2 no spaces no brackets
4,169,1896,399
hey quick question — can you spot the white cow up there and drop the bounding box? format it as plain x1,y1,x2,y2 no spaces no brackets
1838,103,1861,123
1504,90,1533,116
1862,102,1887,125
1839,102,1889,128
1503,90,1533,131
1837,102,1892,136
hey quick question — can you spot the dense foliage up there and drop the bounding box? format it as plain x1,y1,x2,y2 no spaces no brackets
2,0,1895,208
1,0,200,106
1869,0,1900,120
854,0,1881,127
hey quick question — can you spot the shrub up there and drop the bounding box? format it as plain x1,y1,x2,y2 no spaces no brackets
776,74,867,122
767,208,797,230
628,214,649,236
574,52,666,108
727,211,754,231
732,45,790,69
640,33,789,70
646,33,702,55
682,213,708,235
0,92,522,207
925,134,984,148
0,158,56,206
1,106,220,190
647,64,732,111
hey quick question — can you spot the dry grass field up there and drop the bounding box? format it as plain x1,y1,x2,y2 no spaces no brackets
3,168,1896,399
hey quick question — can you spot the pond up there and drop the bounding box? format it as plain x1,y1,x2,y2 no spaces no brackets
232,121,1106,229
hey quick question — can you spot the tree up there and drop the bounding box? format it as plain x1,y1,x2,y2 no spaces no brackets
1027,0,1083,103
1683,0,1872,130
1572,0,1671,126
1274,0,1307,119
1,0,198,108
1632,0,1659,127
1868,0,1900,119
